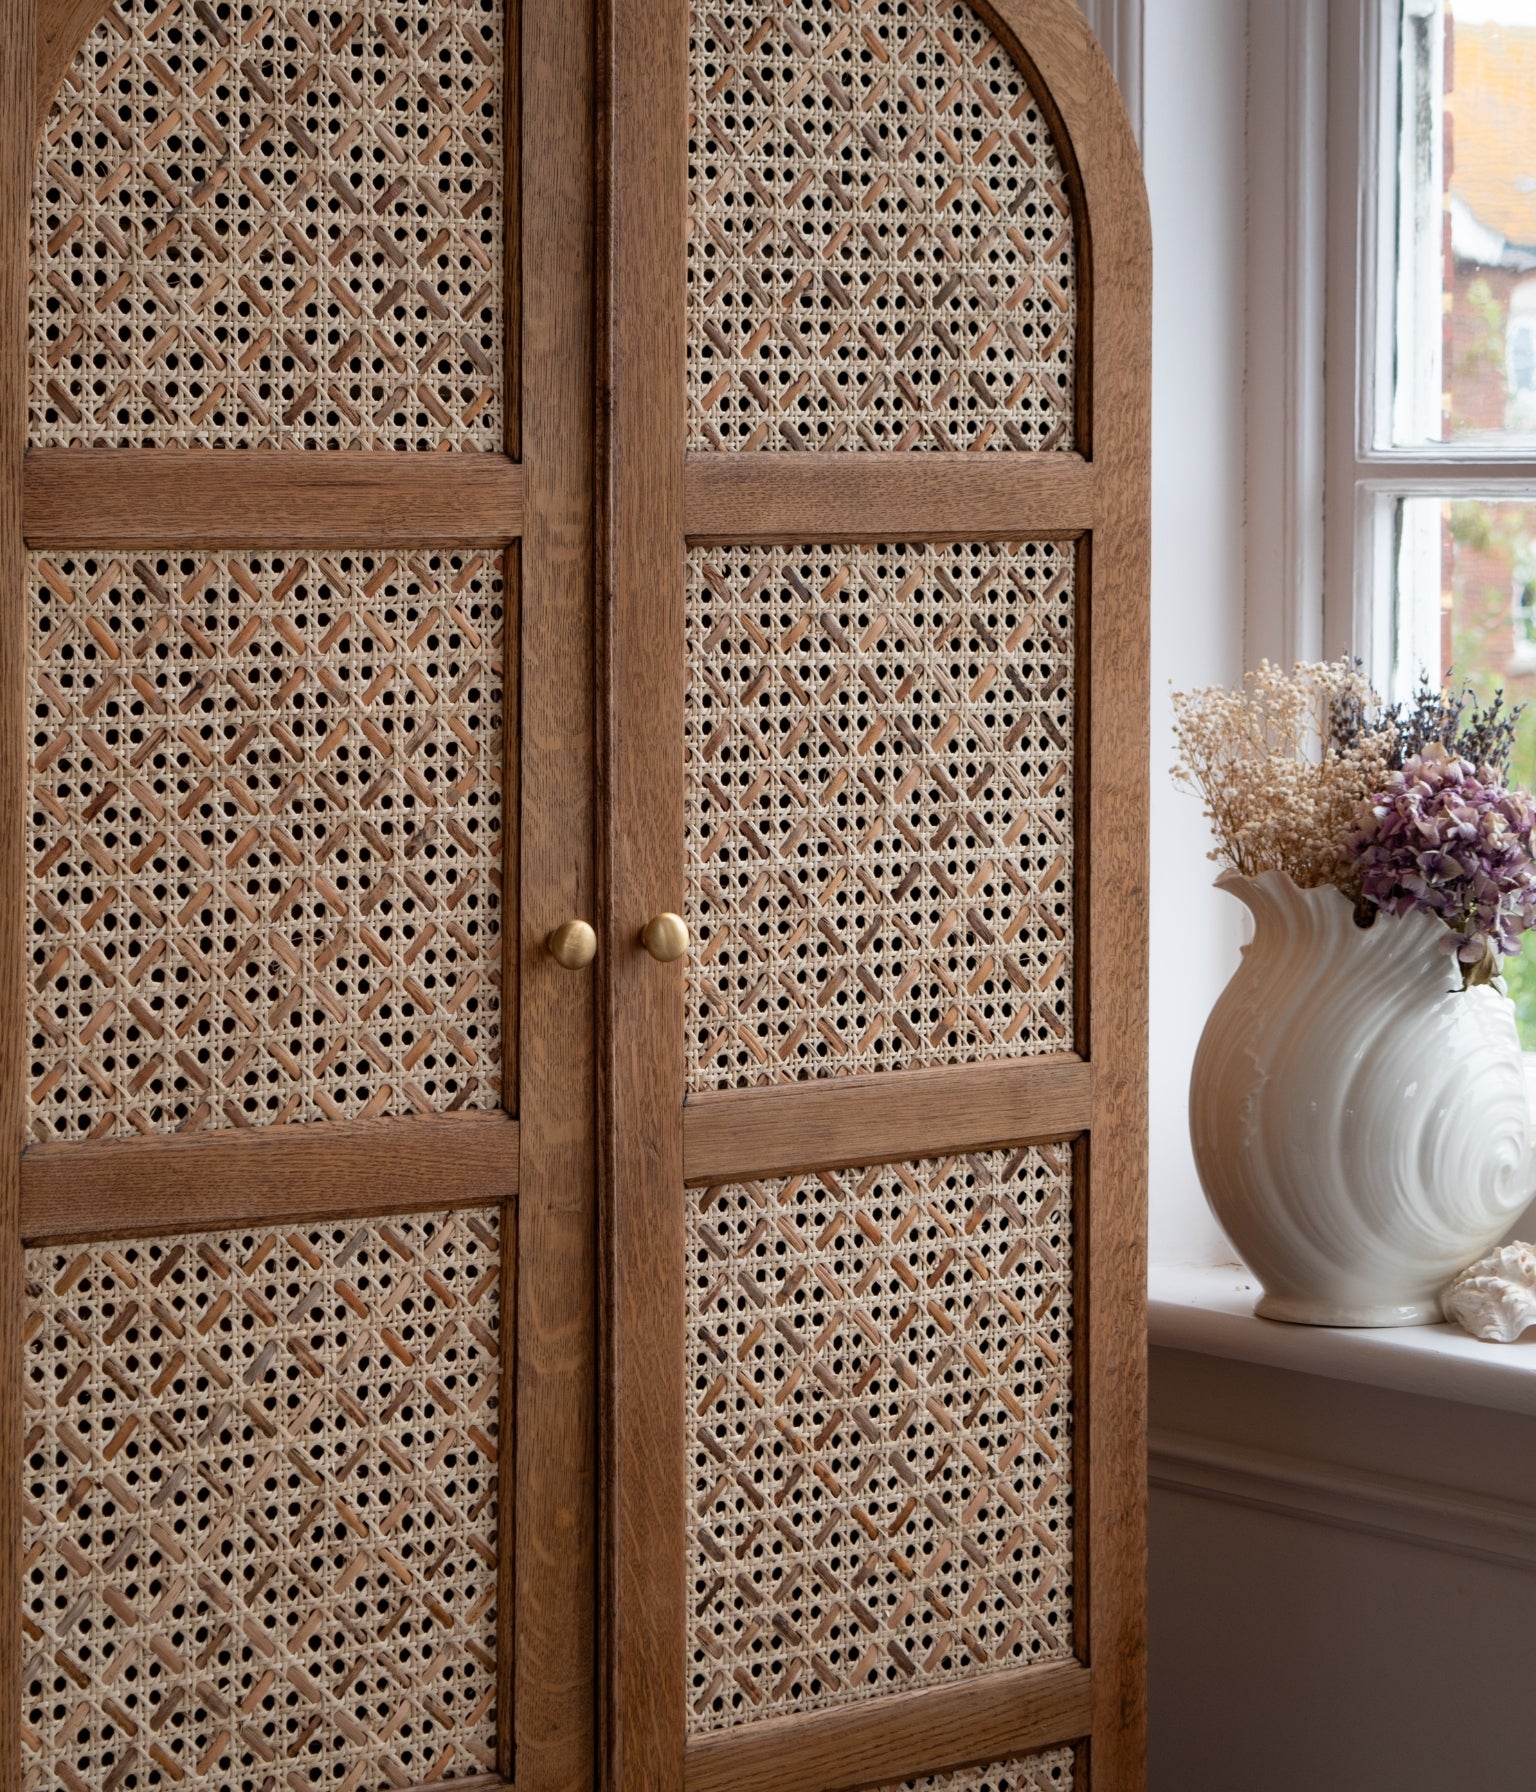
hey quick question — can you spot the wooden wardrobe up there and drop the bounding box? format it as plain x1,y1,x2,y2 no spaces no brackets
0,0,1149,1786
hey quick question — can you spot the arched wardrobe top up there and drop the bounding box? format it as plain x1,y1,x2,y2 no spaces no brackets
685,1,1080,452
19,0,1131,463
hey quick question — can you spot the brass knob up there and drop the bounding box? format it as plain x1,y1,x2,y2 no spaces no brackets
640,912,690,963
546,919,597,970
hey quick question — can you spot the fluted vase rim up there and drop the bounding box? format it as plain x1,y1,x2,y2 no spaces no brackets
1212,863,1441,924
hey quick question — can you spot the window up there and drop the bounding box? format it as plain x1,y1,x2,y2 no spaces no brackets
1517,557,1536,665
1330,0,1536,1039
1510,286,1536,415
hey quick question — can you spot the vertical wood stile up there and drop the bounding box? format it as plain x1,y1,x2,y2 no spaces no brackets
0,3,31,1787
603,0,689,1785
999,5,1153,1785
517,0,600,1785
504,0,523,464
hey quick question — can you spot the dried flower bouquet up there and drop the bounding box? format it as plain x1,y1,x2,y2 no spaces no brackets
1173,660,1536,984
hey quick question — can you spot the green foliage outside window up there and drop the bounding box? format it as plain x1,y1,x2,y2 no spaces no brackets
1446,500,1536,1044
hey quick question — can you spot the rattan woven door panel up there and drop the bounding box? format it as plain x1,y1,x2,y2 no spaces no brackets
608,0,1147,1788
684,539,1075,1087
4,0,597,1785
686,1146,1075,1732
28,546,506,1142
33,0,506,450
24,1208,503,1789
686,3,1075,452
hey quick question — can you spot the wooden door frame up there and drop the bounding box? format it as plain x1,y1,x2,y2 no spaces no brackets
601,2,1150,1788
600,2,690,1787
515,0,601,1787
2,0,601,1785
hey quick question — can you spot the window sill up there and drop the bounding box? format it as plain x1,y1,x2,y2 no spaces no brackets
1150,1260,1536,1417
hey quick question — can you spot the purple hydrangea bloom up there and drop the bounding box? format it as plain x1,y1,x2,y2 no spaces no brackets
1346,744,1536,966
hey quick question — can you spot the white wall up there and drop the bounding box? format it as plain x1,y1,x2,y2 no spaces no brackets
1153,1491,1536,1788
1151,1348,1536,1789
1142,0,1247,1265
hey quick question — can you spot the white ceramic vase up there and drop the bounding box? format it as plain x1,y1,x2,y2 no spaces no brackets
1190,869,1536,1325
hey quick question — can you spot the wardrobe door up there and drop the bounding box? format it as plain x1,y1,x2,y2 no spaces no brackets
605,4,1148,1790
1,0,597,1787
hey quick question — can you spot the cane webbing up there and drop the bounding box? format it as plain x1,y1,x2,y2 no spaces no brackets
23,1208,502,1791
882,1752,1075,1792
684,539,1074,1090
32,0,505,449
686,1146,1074,1733
687,0,1077,450
28,547,505,1141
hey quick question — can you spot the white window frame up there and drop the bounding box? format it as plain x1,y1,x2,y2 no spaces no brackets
1246,0,1331,671
1319,0,1536,691
1512,561,1536,672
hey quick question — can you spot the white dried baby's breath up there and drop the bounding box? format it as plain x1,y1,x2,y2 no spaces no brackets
1172,660,1394,893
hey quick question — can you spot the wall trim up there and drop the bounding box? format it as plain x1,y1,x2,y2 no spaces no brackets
1151,1425,1536,1574
1079,0,1143,145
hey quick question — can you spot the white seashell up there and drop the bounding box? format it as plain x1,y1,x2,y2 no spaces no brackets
1443,1245,1536,1343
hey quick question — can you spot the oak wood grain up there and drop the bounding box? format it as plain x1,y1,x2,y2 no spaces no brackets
3,11,41,1791
494,564,520,1781
683,1056,1093,1185
684,451,1095,543
511,0,601,1787
683,1664,1094,1792
35,0,104,127
501,0,521,464
979,4,1155,1786
19,1111,519,1244
23,449,525,545
602,0,690,1785
494,1176,520,1788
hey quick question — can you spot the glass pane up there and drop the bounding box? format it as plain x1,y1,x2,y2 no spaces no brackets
1395,495,1536,1039
1392,1,1536,447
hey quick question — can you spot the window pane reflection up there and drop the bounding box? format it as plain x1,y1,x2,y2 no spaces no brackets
1394,0,1536,446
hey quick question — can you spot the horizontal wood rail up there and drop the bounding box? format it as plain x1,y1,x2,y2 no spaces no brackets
23,449,525,546
682,1056,1093,1185
683,451,1095,543
20,1109,519,1243
683,1662,1093,1792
